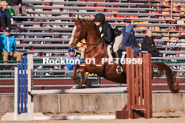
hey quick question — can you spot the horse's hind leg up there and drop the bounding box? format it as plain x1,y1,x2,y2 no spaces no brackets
80,68,93,88
72,65,82,87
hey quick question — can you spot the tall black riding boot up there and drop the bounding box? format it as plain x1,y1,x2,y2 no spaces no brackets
115,51,123,74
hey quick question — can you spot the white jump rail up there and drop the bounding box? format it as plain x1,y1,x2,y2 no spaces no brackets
35,115,116,120
31,87,128,95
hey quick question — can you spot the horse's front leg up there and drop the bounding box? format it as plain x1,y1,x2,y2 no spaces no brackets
72,64,82,87
80,67,93,88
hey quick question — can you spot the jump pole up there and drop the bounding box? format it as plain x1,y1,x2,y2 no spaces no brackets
31,87,128,95
35,115,116,120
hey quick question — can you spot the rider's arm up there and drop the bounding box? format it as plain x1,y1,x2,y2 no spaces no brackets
101,25,113,43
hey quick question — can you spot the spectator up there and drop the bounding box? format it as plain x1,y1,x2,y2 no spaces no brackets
121,24,141,56
0,27,22,62
121,20,135,41
6,0,27,16
65,47,87,88
121,19,141,56
0,1,14,31
141,29,159,57
121,25,133,51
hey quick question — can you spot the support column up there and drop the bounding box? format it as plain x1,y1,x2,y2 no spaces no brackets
27,54,33,113
14,67,18,120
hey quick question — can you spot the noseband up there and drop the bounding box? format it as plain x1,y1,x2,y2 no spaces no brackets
72,20,103,55
72,21,84,46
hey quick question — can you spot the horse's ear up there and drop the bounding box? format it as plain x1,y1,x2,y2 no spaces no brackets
77,17,81,23
72,18,77,23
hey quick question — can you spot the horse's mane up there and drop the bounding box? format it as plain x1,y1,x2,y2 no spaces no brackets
80,19,101,35
81,19,93,22
81,19,94,25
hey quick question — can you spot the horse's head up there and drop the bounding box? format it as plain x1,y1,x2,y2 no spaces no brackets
70,18,87,48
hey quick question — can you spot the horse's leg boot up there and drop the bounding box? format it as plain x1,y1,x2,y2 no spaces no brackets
115,51,124,74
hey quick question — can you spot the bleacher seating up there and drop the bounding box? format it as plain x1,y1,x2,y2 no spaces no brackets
0,0,185,82
5,1,184,59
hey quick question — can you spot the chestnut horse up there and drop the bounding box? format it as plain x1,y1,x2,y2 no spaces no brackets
70,18,179,93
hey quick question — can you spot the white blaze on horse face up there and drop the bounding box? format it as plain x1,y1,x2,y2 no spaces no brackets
68,26,77,45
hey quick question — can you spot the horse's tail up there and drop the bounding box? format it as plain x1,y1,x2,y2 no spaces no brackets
152,62,179,93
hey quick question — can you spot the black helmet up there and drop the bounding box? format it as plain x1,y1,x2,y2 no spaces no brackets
93,13,105,23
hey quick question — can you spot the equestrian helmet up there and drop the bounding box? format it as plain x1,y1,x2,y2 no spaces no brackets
93,13,105,23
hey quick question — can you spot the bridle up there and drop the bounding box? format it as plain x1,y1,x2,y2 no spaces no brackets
72,20,104,54
72,21,84,47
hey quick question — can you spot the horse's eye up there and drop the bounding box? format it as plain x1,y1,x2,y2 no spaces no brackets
77,29,80,32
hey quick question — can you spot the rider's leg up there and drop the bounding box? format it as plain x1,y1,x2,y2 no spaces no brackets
113,34,124,74
113,34,123,53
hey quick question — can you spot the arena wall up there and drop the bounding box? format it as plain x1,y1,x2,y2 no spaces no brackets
0,93,185,113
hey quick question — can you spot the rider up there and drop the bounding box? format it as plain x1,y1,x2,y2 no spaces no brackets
93,13,123,74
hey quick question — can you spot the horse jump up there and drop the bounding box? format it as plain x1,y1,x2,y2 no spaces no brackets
1,47,152,120
116,47,152,119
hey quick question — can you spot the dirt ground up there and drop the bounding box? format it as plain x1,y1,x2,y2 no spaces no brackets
1,111,185,123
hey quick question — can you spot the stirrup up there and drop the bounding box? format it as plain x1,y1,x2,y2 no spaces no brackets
116,66,123,74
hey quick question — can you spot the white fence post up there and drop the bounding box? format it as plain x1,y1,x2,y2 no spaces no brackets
14,67,18,120
27,54,33,113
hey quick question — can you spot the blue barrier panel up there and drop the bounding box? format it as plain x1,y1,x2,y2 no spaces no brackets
17,64,20,114
21,59,24,113
24,56,27,113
